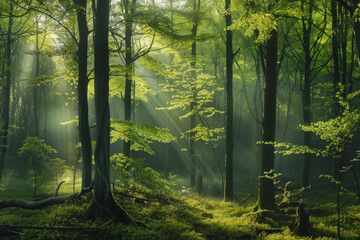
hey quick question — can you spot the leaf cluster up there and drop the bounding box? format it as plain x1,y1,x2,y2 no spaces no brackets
110,119,176,155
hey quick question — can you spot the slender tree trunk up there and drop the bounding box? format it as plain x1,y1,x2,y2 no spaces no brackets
88,0,131,223
33,19,40,138
164,1,174,179
258,28,278,210
34,170,38,198
349,0,360,68
331,0,341,117
0,3,13,184
224,0,234,202
302,2,312,187
43,87,48,141
340,5,348,98
123,0,135,158
74,0,92,189
189,0,199,188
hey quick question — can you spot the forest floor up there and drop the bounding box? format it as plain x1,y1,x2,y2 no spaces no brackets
1,178,360,239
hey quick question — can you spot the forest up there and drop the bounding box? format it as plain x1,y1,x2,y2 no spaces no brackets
1,0,360,239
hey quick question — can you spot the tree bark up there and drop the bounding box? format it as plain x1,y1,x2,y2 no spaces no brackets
224,0,234,202
190,0,199,188
123,0,135,158
0,2,13,185
88,0,132,223
331,0,341,117
74,0,92,189
33,18,40,137
258,29,278,210
301,2,312,188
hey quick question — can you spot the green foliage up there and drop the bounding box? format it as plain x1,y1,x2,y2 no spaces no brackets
260,169,282,185
110,118,176,154
18,137,57,170
17,137,57,193
142,51,224,149
233,0,300,43
110,153,173,193
274,90,360,159
181,124,224,144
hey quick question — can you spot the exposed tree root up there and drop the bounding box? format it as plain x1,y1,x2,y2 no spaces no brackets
87,195,145,227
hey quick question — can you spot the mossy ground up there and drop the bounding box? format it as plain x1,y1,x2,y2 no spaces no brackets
1,178,360,239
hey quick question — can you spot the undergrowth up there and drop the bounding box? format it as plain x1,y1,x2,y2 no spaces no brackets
1,181,360,239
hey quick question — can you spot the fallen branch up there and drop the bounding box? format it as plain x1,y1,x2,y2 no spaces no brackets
0,181,94,210
240,194,256,204
0,224,99,231
0,207,20,216
240,179,255,204
54,181,66,197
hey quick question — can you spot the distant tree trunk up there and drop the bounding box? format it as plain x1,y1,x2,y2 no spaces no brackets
0,2,13,185
43,87,48,141
123,0,135,159
190,0,199,188
164,0,174,179
224,0,234,202
33,18,40,138
88,0,131,223
74,0,92,189
302,2,312,188
331,0,340,117
340,5,348,98
258,28,278,210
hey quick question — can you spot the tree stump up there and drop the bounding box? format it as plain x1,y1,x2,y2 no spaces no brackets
295,203,310,236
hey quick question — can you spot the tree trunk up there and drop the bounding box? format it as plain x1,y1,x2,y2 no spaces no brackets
33,18,40,138
340,4,348,98
190,0,199,188
331,0,341,117
88,0,132,223
258,29,278,210
302,2,312,188
43,87,48,141
123,0,135,159
74,0,92,189
0,2,13,185
224,0,234,202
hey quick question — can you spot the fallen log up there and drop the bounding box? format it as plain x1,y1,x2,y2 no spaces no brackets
0,182,94,210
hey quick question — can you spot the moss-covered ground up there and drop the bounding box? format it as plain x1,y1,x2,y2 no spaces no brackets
1,178,360,239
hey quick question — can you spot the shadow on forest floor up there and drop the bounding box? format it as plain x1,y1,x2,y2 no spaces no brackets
1,179,360,239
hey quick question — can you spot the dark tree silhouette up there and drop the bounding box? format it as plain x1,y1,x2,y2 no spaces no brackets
224,0,234,202
88,0,131,222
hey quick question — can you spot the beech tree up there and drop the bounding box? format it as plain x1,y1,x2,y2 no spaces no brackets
88,0,131,222
74,0,92,188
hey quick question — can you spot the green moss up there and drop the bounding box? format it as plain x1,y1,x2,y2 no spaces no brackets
1,183,360,239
